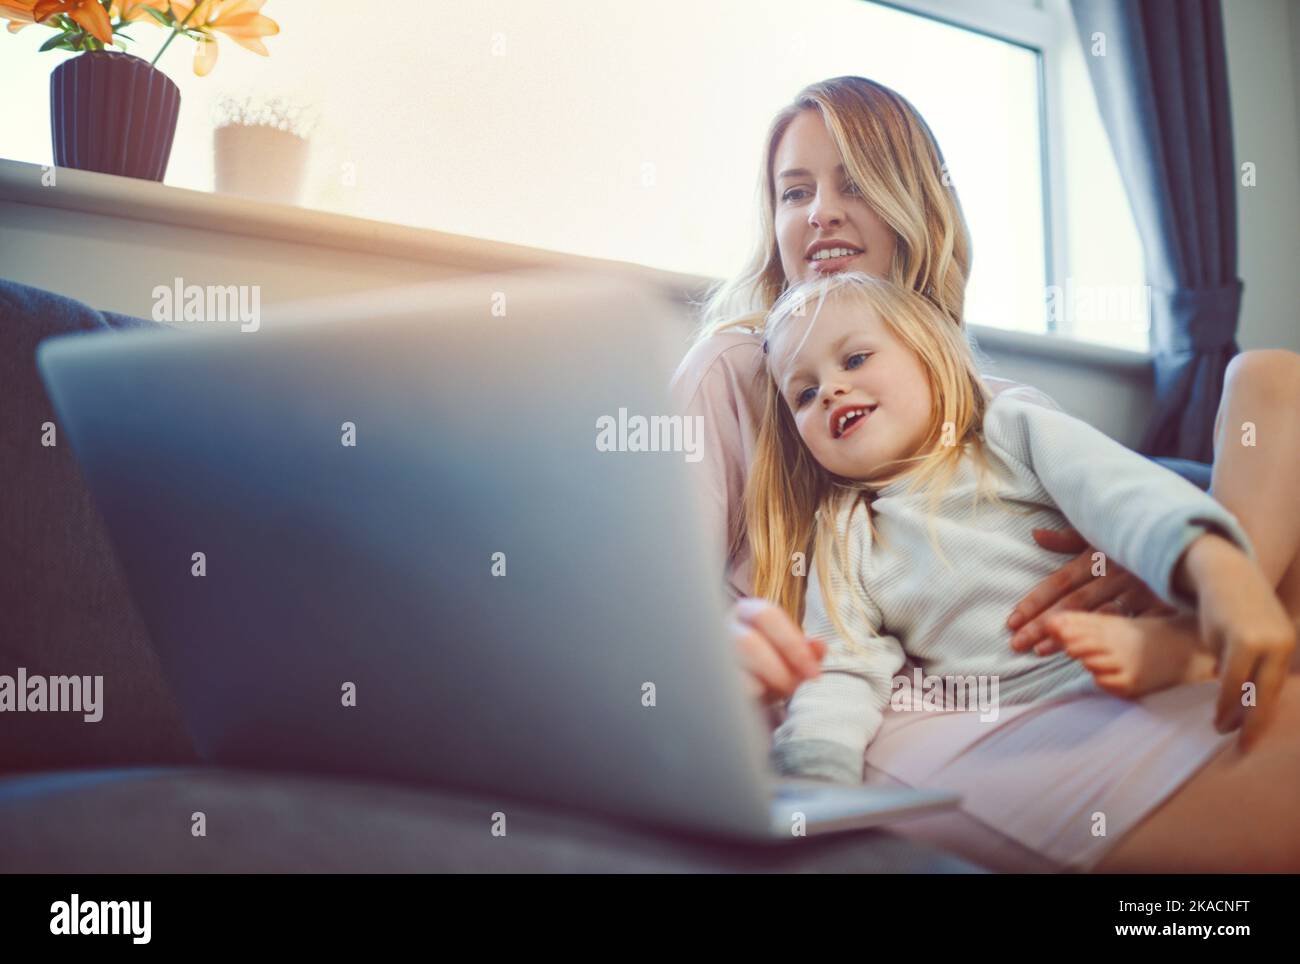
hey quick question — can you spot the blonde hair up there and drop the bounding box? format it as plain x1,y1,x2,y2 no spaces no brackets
745,271,995,641
691,76,972,342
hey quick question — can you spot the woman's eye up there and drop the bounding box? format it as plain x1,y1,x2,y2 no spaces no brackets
846,351,871,369
781,184,858,203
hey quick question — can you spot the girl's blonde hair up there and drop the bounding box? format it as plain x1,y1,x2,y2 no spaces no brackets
691,76,972,342
745,271,994,641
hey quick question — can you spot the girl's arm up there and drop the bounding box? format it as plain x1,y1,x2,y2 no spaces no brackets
771,625,904,784
984,393,1254,609
1172,533,1296,749
771,507,906,784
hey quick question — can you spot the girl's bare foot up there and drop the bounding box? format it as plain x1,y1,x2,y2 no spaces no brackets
1040,612,1217,698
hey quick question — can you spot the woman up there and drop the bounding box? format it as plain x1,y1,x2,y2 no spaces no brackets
669,76,1300,871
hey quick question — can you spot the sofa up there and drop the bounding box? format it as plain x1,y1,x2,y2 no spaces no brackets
1,277,1010,873
2,276,1220,874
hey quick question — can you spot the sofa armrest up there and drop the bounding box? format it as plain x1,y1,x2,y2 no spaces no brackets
0,278,197,774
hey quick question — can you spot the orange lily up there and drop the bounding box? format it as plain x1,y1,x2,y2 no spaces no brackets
111,0,169,21
166,0,278,76
0,1,35,34
0,0,114,44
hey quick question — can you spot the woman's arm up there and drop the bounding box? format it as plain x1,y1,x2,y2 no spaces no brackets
670,333,825,702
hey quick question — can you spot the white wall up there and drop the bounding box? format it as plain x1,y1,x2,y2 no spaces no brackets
2,0,1293,448
1224,0,1300,353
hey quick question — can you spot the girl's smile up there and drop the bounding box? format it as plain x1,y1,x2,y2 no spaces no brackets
830,403,875,440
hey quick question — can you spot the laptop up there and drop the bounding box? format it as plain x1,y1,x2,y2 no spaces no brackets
36,267,959,841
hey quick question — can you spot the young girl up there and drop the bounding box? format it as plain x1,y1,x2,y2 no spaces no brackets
749,270,1297,786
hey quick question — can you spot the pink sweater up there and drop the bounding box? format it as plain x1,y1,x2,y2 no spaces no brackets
668,327,1060,601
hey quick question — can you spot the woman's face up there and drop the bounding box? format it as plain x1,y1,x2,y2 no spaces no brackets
772,110,897,286
766,295,933,482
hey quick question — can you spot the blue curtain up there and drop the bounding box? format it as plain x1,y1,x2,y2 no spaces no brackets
1070,0,1242,462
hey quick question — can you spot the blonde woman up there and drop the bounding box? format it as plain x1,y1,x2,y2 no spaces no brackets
669,76,1300,871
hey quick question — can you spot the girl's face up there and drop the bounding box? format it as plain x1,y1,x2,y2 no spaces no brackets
772,110,897,286
767,297,933,481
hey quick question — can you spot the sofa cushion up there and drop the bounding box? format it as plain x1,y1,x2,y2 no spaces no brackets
0,278,198,773
0,766,986,872
1151,456,1213,491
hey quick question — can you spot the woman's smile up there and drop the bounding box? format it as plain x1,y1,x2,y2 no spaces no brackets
808,250,864,275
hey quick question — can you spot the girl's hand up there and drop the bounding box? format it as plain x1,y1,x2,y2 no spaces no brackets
1179,535,1297,751
729,597,827,704
1008,527,1173,655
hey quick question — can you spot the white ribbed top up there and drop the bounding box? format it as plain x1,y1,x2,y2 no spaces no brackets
772,392,1253,783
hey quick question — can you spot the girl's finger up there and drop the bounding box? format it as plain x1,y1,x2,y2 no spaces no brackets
1238,650,1291,752
740,599,822,679
1214,639,1255,735
734,624,800,699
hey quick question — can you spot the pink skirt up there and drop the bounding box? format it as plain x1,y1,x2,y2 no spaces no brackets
860,679,1238,872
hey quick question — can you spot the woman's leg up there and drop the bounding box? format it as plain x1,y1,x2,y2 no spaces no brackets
1091,350,1300,872
1208,349,1300,618
1091,676,1300,871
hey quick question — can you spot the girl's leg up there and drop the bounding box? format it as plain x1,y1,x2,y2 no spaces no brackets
1090,350,1300,872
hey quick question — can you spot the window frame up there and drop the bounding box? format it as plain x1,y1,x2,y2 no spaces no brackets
871,0,1076,338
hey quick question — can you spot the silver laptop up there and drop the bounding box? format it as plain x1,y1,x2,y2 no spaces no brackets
36,267,959,841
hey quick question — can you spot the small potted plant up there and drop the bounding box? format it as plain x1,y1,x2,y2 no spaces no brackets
213,92,317,204
0,0,280,181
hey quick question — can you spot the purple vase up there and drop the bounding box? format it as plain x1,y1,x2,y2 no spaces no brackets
50,51,181,181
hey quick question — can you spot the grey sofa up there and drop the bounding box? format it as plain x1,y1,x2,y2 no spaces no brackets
1,277,1005,873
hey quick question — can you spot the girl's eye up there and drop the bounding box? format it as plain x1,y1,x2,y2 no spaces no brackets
781,187,808,203
792,353,870,407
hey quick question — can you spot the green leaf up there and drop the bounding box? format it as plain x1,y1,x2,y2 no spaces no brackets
39,32,71,53
144,7,174,27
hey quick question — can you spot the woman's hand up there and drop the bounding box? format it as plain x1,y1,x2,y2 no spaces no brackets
1008,527,1173,655
1178,534,1297,751
729,597,827,704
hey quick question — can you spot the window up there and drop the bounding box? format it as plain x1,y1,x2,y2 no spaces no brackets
0,0,1146,350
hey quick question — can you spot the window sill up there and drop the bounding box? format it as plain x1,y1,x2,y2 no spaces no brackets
1,157,1153,377
969,322,1152,375
0,157,714,302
